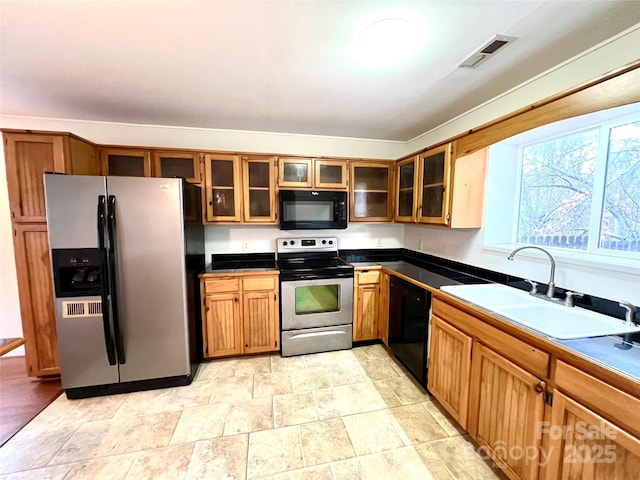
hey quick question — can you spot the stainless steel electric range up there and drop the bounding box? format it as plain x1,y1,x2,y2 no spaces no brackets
277,237,354,356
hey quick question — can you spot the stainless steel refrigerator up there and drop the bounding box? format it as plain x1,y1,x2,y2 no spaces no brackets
44,174,204,399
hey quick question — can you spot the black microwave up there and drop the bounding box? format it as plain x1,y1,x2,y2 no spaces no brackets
279,190,347,230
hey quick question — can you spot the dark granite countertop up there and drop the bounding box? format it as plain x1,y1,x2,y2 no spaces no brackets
204,253,277,274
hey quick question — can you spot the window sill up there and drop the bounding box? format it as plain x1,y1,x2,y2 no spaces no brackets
483,244,640,276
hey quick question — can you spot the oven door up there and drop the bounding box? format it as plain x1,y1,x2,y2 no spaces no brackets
280,276,354,330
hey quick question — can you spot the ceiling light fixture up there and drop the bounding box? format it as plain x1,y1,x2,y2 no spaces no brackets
349,11,428,68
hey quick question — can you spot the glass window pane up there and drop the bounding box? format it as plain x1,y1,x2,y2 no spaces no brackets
211,160,234,187
283,163,308,183
211,188,235,216
516,129,598,249
423,152,445,184
398,191,414,217
353,191,388,218
109,155,145,176
399,163,415,189
354,166,388,190
249,190,271,217
600,121,640,252
160,157,194,178
295,285,339,314
318,164,343,184
249,162,270,188
422,186,444,217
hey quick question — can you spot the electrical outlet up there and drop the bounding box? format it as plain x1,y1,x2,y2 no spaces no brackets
376,238,383,247
242,242,249,252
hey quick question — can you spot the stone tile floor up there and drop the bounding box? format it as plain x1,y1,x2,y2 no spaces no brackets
0,345,505,479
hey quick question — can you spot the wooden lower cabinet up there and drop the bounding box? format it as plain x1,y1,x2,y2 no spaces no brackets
201,274,279,358
353,269,380,341
378,272,390,345
469,343,546,480
203,292,242,357
427,315,472,429
12,223,60,376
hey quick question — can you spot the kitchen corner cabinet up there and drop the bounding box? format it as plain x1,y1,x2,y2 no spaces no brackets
278,157,348,189
100,148,151,177
203,153,241,222
353,269,380,341
545,361,640,480
350,161,394,222
200,273,279,358
427,315,472,429
242,155,277,223
395,143,487,228
152,150,202,183
431,297,549,480
3,131,98,376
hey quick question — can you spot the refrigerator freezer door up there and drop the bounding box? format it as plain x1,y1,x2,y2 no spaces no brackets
106,177,190,382
44,175,107,249
55,296,119,389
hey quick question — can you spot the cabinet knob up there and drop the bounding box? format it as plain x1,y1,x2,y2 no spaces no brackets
534,382,544,394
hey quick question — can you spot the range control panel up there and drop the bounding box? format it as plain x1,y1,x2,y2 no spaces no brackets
276,237,338,253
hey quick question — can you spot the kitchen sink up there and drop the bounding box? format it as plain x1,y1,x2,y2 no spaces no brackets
441,284,640,340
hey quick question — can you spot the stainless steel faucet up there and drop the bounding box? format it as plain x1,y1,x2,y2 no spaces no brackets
507,246,556,299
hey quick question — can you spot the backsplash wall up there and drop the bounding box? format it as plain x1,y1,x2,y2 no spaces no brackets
204,223,404,256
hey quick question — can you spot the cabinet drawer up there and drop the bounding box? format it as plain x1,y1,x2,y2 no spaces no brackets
204,278,240,293
433,298,550,379
555,361,640,437
243,276,277,291
356,270,380,284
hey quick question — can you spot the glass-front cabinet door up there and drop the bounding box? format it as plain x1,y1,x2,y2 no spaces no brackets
350,161,394,222
417,143,452,225
152,151,201,183
242,155,277,223
100,148,151,177
395,156,418,222
204,154,241,222
315,160,348,189
278,158,313,188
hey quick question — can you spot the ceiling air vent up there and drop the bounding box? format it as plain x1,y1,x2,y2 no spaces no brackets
458,34,517,69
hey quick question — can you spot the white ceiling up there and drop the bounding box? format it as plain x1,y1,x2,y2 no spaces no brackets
1,1,639,142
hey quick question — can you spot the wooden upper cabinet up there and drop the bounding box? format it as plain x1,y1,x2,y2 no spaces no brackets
394,156,419,222
152,150,201,183
315,159,348,189
417,143,452,225
3,132,98,223
100,148,151,177
242,155,277,223
4,133,67,223
350,161,394,222
397,142,487,228
203,153,241,222
278,157,347,189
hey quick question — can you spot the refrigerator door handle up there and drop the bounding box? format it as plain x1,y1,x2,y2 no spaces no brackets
98,195,117,365
107,195,126,365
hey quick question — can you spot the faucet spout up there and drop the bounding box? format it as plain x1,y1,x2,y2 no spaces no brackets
507,246,556,298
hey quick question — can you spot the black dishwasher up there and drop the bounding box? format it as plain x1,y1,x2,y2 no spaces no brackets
388,276,431,386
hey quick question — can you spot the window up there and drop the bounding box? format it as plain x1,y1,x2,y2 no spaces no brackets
485,103,640,260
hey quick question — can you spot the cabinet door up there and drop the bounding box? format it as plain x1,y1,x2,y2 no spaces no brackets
315,159,348,189
242,156,277,223
4,133,67,223
243,290,278,354
152,151,201,183
203,293,242,358
350,161,393,221
278,157,313,188
417,143,452,225
427,315,472,429
545,391,640,480
469,343,546,480
100,148,151,177
353,270,380,341
204,154,241,222
395,156,418,222
12,223,60,376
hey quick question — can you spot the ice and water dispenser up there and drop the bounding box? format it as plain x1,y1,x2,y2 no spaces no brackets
51,249,104,298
